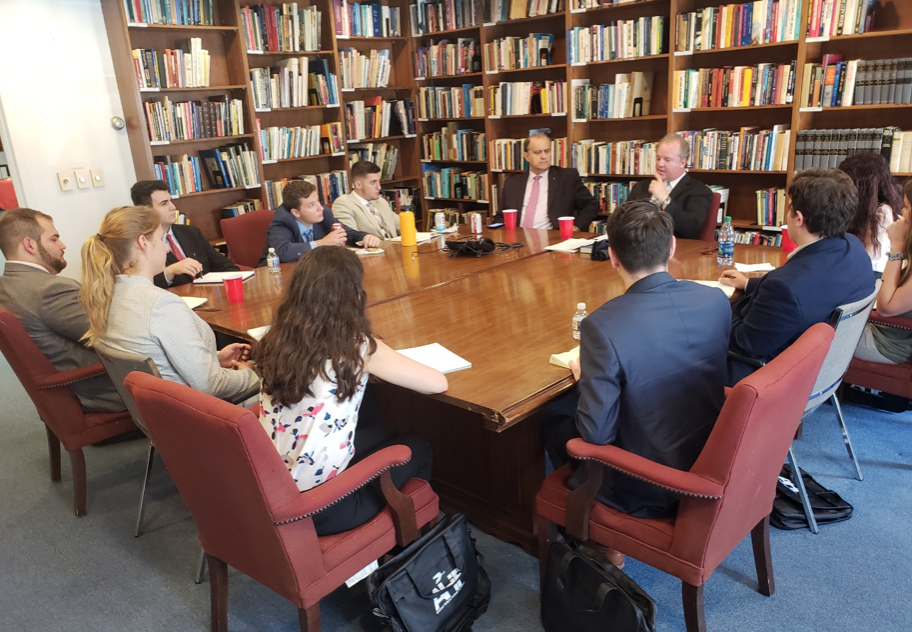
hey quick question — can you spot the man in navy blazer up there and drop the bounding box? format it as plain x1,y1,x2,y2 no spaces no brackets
721,168,875,383
258,180,380,267
545,200,731,553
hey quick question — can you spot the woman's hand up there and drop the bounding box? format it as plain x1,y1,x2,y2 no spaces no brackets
218,343,251,368
887,215,910,252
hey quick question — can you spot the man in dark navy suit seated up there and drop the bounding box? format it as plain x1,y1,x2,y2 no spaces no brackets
258,179,381,267
544,199,731,568
720,168,875,384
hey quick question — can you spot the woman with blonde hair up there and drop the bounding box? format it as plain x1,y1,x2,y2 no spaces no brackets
81,206,258,401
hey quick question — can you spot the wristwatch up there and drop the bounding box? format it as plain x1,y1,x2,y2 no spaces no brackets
888,252,906,261
662,195,672,208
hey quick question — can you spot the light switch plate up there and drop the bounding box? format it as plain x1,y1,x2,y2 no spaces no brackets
57,171,74,191
74,168,91,189
90,168,104,188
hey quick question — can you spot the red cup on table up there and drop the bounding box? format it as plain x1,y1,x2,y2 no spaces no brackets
502,209,518,230
781,226,797,255
223,275,244,304
558,216,575,241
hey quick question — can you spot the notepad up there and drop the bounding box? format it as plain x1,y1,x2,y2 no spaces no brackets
390,232,434,244
687,280,736,298
545,238,594,253
193,270,255,284
550,346,580,369
181,296,208,309
734,262,775,273
397,343,471,374
247,325,271,341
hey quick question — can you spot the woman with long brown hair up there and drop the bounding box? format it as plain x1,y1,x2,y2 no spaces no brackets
81,206,259,400
257,246,447,535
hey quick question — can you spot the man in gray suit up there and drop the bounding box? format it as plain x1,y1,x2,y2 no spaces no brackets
0,208,123,412
332,161,400,239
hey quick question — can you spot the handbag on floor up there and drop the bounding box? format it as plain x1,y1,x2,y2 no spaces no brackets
368,513,490,632
541,540,656,632
770,464,853,530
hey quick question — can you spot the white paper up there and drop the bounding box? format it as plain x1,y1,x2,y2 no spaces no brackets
397,343,471,374
550,346,580,369
193,270,255,284
687,280,736,298
734,262,775,273
247,325,271,341
545,238,594,253
390,232,434,244
181,296,208,309
345,559,379,588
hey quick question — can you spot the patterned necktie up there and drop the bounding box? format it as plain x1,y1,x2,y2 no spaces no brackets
302,226,314,243
165,234,184,261
523,175,542,229
367,201,391,239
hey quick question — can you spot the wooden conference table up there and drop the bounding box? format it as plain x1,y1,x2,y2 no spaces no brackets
173,228,782,551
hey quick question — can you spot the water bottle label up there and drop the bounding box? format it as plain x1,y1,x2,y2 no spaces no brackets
718,242,734,258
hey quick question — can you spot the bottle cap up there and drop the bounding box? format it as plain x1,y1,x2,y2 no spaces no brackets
268,247,275,253
577,302,586,310
724,216,732,222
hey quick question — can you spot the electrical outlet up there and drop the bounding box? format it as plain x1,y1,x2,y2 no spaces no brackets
74,168,90,190
90,169,104,188
57,172,74,191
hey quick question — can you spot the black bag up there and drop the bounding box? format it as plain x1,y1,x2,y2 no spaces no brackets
541,541,656,632
368,513,490,632
770,464,853,530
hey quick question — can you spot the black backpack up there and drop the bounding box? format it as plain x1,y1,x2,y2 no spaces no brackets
770,464,853,530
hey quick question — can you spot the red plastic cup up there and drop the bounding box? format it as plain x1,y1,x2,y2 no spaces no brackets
502,209,518,230
781,226,797,254
223,275,244,304
559,216,574,240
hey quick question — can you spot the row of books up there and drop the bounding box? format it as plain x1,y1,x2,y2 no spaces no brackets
154,154,203,196
568,17,667,64
339,48,391,89
249,59,340,110
422,166,488,200
417,85,485,119
490,135,568,171
335,1,402,37
344,98,416,140
571,72,653,120
756,187,786,227
122,0,215,25
381,186,419,212
675,1,802,53
801,56,912,108
409,0,478,36
582,180,631,216
484,34,554,72
673,62,796,109
680,125,791,172
572,138,659,176
484,0,563,23
793,127,912,172
198,143,261,189
421,124,486,162
144,97,245,143
571,0,644,10
265,171,351,208
488,80,567,116
733,230,782,246
348,142,399,181
414,39,481,79
806,0,877,39
258,123,326,161
221,198,262,219
241,4,322,53
132,40,210,90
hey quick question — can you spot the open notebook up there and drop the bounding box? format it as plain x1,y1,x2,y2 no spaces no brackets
550,346,580,369
397,343,471,373
193,270,255,284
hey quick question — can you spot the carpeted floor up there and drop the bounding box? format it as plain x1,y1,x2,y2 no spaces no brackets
1,355,910,631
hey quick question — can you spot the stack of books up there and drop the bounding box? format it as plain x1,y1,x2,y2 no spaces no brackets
572,72,654,120
675,1,802,53
422,124,486,162
484,34,554,71
132,39,210,90
144,97,245,142
348,142,399,180
339,48,392,89
569,17,666,63
488,80,566,116
414,38,481,78
345,97,415,140
678,125,790,171
673,63,796,109
418,85,485,119
241,4,322,52
410,0,478,35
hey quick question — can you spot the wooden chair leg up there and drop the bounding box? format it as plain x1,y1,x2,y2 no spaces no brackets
46,426,61,482
298,604,320,632
750,515,775,597
535,514,556,593
68,448,87,517
208,555,228,632
682,582,706,632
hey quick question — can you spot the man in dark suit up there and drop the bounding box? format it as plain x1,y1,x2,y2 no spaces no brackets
258,179,380,267
0,208,124,412
721,168,874,383
130,180,239,288
627,133,713,239
544,200,731,566
493,133,597,231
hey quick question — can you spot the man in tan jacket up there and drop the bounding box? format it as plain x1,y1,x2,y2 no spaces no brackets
332,161,400,239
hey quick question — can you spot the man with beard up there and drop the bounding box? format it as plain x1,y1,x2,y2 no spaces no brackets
0,208,124,412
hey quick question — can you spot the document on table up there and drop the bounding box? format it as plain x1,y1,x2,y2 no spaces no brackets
397,343,471,373
181,296,208,309
687,280,736,298
734,262,775,273
545,238,594,253
193,270,255,284
390,232,434,244
550,346,580,369
247,325,271,341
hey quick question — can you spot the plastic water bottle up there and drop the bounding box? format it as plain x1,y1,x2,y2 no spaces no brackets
266,247,280,274
717,216,735,266
572,303,587,340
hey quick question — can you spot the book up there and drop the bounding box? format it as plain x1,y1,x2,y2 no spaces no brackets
397,342,471,373
549,346,580,369
687,280,736,298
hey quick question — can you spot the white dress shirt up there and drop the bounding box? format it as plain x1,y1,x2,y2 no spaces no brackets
522,168,551,229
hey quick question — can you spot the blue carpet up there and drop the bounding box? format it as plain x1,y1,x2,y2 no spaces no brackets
0,354,910,631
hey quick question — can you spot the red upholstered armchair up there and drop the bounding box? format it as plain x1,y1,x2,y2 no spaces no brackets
124,371,439,632
220,209,275,270
0,309,135,516
844,311,912,399
536,323,835,632
697,192,723,242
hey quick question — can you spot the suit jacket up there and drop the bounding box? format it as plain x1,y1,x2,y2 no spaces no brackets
628,173,713,240
332,193,400,239
572,272,731,518
729,234,874,383
153,223,239,288
0,263,124,412
494,166,598,231
258,204,369,266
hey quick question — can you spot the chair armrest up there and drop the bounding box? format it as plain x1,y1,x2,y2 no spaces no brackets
723,386,733,399
36,363,107,389
727,350,765,369
869,311,912,331
567,439,724,499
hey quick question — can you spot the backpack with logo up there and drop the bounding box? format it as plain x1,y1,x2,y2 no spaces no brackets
770,464,853,530
368,513,490,632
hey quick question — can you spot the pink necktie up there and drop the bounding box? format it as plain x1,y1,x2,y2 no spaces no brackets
523,175,542,229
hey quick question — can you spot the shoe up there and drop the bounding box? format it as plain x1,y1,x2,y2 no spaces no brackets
586,540,625,570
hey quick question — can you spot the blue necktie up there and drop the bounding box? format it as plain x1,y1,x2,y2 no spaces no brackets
303,227,313,243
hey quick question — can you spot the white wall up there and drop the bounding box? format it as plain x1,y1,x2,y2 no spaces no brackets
0,0,135,279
